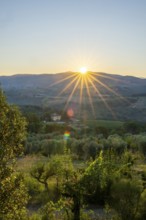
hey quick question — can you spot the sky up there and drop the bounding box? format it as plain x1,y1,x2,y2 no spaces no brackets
0,0,146,77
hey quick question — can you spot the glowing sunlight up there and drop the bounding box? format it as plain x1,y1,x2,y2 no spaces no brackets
48,71,128,118
79,67,87,74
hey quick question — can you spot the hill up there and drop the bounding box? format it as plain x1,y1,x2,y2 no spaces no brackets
0,72,146,121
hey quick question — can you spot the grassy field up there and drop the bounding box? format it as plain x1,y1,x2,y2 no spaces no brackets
87,119,124,129
16,155,86,172
16,155,48,173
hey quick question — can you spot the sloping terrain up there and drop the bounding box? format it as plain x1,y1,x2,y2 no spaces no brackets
0,72,146,121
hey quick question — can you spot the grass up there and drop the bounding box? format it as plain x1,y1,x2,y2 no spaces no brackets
16,155,87,173
134,164,146,172
16,155,48,173
87,119,124,129
73,160,87,169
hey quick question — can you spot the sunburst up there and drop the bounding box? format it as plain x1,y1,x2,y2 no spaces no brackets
48,70,129,119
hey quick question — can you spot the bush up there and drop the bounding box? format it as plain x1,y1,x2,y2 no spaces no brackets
109,178,143,220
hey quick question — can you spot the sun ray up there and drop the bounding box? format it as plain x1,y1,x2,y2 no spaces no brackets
58,74,80,96
90,73,129,103
63,75,82,111
48,70,129,120
48,72,78,88
88,75,116,119
79,76,84,105
91,72,123,83
78,75,84,117
84,75,95,115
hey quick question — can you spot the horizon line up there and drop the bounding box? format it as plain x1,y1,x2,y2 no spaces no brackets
0,71,145,79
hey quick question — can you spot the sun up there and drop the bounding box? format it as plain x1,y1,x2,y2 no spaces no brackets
79,67,87,74
49,66,126,119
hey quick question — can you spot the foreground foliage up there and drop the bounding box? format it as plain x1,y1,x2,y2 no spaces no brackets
1,89,146,220
0,90,28,219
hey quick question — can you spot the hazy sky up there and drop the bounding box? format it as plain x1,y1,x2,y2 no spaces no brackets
0,0,146,77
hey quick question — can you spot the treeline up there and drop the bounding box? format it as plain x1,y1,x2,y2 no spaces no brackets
21,105,146,135
25,133,146,159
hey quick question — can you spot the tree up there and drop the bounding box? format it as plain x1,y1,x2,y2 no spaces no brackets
107,134,127,156
83,140,102,160
62,171,83,220
30,162,54,193
81,150,135,205
95,126,109,138
109,179,143,220
81,151,112,204
70,139,86,159
50,153,84,220
123,121,140,134
25,112,41,133
31,154,74,194
0,90,28,219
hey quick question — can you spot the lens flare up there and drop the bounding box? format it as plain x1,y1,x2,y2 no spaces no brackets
64,131,70,140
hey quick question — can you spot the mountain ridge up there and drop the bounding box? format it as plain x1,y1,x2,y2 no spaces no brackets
0,72,146,121
0,72,146,88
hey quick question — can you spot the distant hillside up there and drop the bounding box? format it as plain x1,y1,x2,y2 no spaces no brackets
0,72,146,121
0,72,146,90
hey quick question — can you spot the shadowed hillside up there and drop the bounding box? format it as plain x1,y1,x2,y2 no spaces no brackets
0,72,146,121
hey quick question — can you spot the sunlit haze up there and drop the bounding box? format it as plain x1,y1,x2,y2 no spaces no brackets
0,0,146,77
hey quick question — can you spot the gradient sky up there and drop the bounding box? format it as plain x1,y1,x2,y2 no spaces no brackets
0,0,146,77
